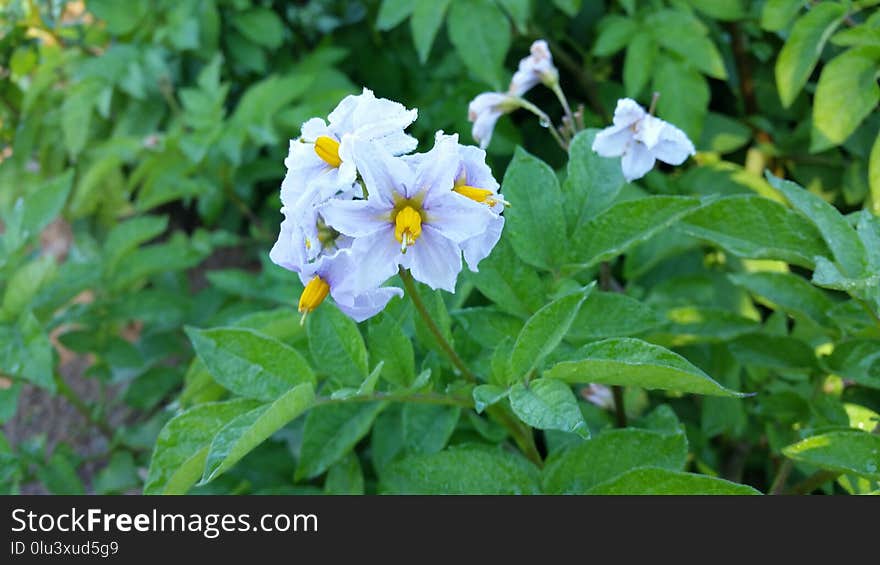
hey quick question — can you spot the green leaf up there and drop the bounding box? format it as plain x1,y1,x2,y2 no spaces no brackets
496,0,531,33
87,0,148,35
324,453,365,494
783,430,880,480
510,285,593,380
870,116,880,215
473,384,508,413
381,444,541,494
767,173,867,277
144,399,259,494
468,237,545,317
186,327,314,402
775,2,847,107
593,16,639,56
588,468,761,494
447,0,511,89
563,129,627,231
653,58,710,141
377,0,414,30
2,255,56,320
232,8,285,50
411,0,451,63
624,34,656,98
103,215,169,273
552,0,581,16
680,195,830,269
824,340,880,389
813,47,880,146
61,79,102,158
545,338,747,397
21,171,74,239
728,271,834,326
761,0,803,31
0,313,54,391
367,313,415,388
402,403,461,455
307,304,369,386
38,450,85,495
652,10,727,79
202,383,315,483
502,147,566,271
510,378,589,438
567,291,664,342
94,452,140,495
685,0,746,21
728,334,818,370
567,196,702,270
297,401,386,480
456,307,522,350
542,428,688,493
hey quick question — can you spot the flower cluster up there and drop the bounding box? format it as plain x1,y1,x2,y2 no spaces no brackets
270,89,505,323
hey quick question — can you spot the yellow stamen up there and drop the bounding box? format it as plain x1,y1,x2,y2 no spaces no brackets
314,136,342,168
454,185,494,204
298,275,330,324
394,205,422,253
454,185,509,208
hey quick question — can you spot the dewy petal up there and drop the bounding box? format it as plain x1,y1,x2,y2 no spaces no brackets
349,88,419,140
634,114,665,150
326,91,362,134
345,228,404,294
414,134,461,204
621,142,656,182
456,144,499,193
333,287,404,323
611,98,647,129
509,39,556,96
349,138,413,206
270,211,308,273
320,199,390,239
461,213,505,272
592,125,633,158
404,226,462,293
652,122,696,165
424,191,496,244
300,118,330,143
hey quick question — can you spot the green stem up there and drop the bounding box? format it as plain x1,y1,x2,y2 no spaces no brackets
551,83,577,136
599,262,627,427
515,98,569,151
787,470,840,495
398,268,542,467
398,268,477,383
315,392,473,408
769,459,793,495
55,374,114,439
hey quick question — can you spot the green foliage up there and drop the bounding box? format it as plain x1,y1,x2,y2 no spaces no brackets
2,0,879,497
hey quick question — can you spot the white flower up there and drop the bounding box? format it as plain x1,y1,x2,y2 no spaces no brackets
509,39,558,96
581,384,615,410
592,98,695,182
297,248,402,323
467,92,519,150
320,135,498,293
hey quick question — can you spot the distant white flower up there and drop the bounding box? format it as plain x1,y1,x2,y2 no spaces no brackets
509,39,558,96
592,98,695,182
321,135,498,293
297,249,402,323
467,92,520,150
582,383,615,410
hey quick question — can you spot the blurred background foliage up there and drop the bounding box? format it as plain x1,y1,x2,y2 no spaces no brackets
0,0,878,494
